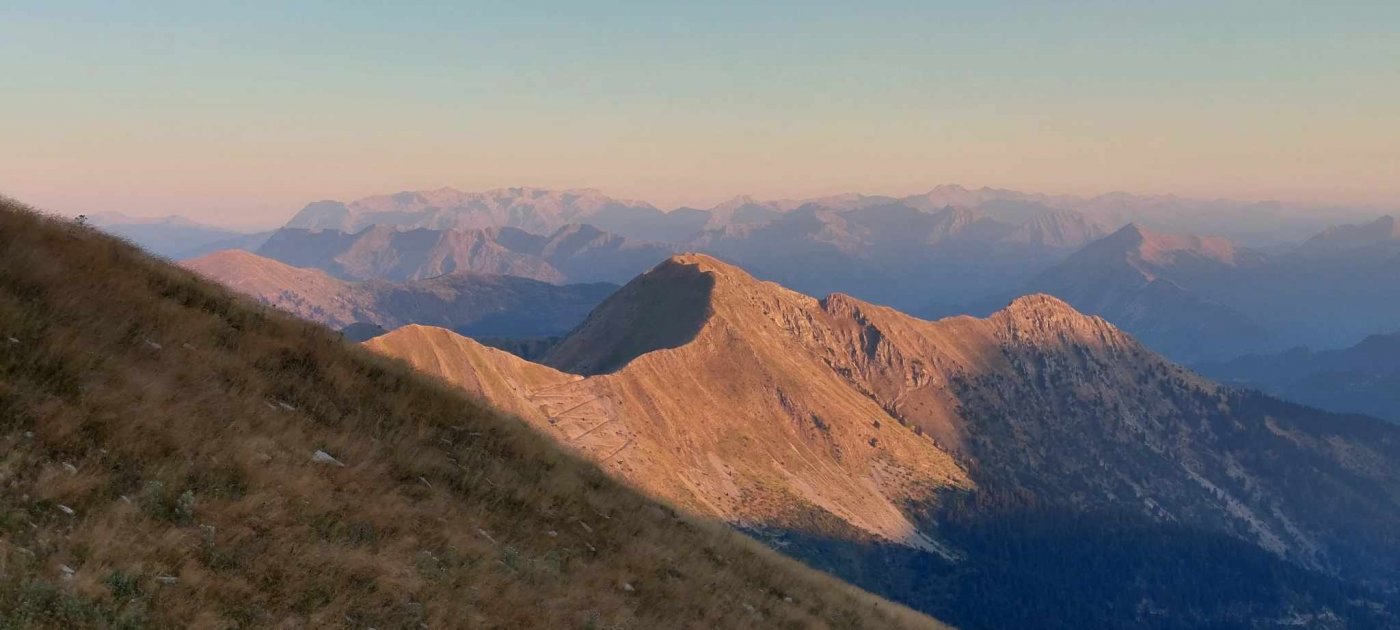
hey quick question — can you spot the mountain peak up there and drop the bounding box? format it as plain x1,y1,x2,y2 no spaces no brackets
1111,222,1150,241
1091,223,1246,267
1360,214,1399,239
711,194,762,211
1002,292,1079,317
1301,215,1400,251
188,247,267,266
543,254,724,375
656,252,746,277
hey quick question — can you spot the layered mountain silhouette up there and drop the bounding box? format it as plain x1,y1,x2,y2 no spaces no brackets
1298,214,1400,256
166,186,1396,369
89,212,274,259
988,223,1273,362
958,215,1400,361
369,253,1400,627
1222,214,1400,350
1197,330,1400,423
256,223,675,285
284,187,699,242
183,249,616,338
689,204,1106,310
267,195,1106,313
284,184,1377,248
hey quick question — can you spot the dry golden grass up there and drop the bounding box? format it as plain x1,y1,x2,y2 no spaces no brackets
0,197,946,629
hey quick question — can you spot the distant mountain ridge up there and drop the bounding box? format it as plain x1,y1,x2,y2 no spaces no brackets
1196,330,1400,423
219,187,1400,363
962,223,1272,362
266,196,1107,312
183,249,616,338
1301,214,1400,252
283,184,1384,245
285,187,687,242
687,203,1108,310
256,223,676,285
89,212,274,259
1216,214,1400,350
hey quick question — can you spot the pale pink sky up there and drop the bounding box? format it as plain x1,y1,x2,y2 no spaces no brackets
4,2,1398,228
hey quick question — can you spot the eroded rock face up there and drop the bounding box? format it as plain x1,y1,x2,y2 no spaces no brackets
367,254,1400,583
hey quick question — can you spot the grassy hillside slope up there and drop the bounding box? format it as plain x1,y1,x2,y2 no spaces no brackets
0,197,942,629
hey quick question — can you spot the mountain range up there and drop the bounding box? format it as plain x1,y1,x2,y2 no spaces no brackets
284,187,696,243
1196,330,1400,424
182,249,617,338
367,253,1400,628
285,185,1380,245
88,212,274,259
268,187,1396,356
0,198,941,629
688,203,1108,310
967,223,1273,362
16,187,1400,627
269,195,1108,313
955,216,1400,361
109,186,1398,365
256,222,675,285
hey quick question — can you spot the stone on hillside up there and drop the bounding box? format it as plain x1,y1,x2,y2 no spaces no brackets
312,450,344,466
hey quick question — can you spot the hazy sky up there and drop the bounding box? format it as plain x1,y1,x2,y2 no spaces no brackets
3,1,1398,228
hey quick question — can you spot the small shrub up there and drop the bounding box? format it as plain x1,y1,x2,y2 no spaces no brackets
103,570,144,601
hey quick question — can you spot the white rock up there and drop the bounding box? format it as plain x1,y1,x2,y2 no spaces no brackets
621,582,635,593
56,504,75,516
59,565,75,579
156,575,178,585
311,450,344,466
62,463,78,474
6,337,18,344
144,340,162,350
